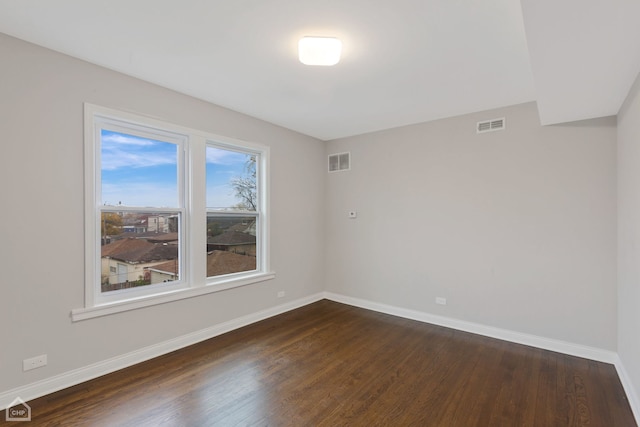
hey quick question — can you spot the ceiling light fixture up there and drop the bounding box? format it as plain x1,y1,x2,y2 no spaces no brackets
298,36,342,66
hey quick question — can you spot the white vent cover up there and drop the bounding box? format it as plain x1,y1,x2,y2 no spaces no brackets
328,152,350,172
477,117,506,133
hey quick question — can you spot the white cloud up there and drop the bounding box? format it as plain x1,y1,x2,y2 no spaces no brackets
101,130,177,170
101,148,176,170
101,133,157,146
206,146,248,165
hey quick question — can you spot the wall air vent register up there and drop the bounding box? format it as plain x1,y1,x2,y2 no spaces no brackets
328,152,350,172
477,117,506,133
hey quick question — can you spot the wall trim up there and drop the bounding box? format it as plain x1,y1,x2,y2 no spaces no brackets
323,292,618,364
0,293,324,409
614,355,640,423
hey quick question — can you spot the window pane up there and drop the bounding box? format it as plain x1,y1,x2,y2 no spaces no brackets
207,215,257,277
101,130,178,208
101,211,180,292
206,146,257,210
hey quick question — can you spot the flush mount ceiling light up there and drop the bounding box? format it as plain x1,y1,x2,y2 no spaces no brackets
298,36,342,66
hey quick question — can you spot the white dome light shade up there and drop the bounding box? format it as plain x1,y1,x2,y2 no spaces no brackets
298,36,342,66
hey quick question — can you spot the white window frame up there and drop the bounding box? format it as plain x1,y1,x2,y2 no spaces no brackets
91,116,188,306
73,104,274,321
206,141,267,283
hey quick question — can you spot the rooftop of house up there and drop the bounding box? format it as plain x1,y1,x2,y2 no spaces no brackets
208,231,256,246
102,237,178,264
207,250,256,277
112,231,178,243
148,259,179,275
142,232,179,244
227,221,256,234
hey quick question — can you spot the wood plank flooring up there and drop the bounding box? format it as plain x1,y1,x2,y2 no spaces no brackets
2,300,636,426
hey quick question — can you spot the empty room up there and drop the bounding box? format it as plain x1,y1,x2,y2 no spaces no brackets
1,1,640,425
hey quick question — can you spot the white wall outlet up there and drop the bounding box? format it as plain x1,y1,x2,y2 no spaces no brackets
23,354,47,371
435,297,447,306
348,211,357,219
277,291,285,298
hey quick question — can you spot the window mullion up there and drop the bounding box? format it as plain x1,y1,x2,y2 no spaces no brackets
190,135,207,287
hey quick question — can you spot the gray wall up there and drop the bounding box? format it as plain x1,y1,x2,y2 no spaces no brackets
0,33,326,392
618,71,640,411
325,102,617,350
1,29,633,409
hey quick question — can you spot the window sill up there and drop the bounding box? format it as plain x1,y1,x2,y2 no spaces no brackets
71,272,276,322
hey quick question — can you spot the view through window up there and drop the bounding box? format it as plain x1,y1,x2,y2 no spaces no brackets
206,145,259,278
100,129,182,293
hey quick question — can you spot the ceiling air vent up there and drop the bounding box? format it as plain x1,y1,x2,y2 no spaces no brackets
477,117,506,134
328,152,350,172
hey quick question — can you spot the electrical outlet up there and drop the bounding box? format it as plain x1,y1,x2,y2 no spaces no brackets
277,291,285,298
23,354,47,371
435,297,447,306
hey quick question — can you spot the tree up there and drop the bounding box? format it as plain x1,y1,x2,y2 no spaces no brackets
230,155,257,210
101,212,123,236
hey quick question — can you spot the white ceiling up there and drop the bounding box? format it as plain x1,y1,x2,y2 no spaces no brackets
0,0,638,140
521,0,640,126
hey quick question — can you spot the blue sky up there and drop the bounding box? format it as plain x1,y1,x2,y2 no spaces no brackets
205,146,252,209
101,130,248,208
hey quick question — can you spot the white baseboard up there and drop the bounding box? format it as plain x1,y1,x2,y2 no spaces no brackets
323,292,617,364
614,355,640,423
0,292,324,409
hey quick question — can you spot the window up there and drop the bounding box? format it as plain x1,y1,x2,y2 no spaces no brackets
206,145,261,279
96,123,185,304
77,104,272,320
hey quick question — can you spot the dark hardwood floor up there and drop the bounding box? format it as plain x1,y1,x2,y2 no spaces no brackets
2,300,636,426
